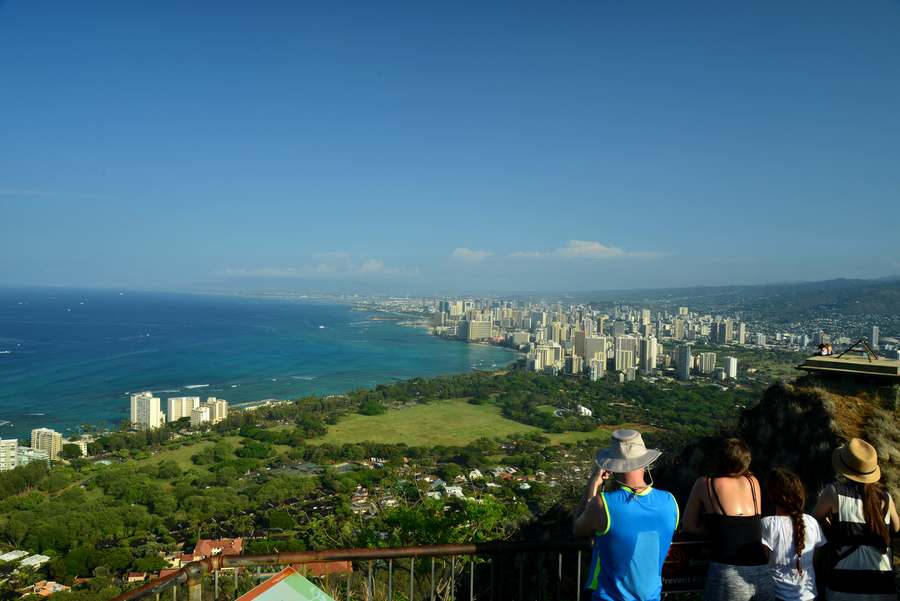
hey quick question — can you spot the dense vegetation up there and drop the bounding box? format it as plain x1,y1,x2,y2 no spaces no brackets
0,366,770,599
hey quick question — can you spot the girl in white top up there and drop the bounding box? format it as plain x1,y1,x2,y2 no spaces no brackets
761,468,827,601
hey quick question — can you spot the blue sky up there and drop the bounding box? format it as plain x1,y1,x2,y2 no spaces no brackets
2,1,899,294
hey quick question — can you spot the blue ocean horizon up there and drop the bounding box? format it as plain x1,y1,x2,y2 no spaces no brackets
0,288,517,440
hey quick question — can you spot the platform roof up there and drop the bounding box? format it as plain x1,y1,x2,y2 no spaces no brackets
798,354,900,380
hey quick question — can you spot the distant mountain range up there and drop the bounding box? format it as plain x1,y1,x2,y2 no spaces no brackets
553,277,900,324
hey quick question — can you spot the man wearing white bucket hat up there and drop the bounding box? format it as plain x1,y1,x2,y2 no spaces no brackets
573,429,679,601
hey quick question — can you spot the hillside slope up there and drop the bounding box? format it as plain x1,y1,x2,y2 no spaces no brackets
660,380,900,506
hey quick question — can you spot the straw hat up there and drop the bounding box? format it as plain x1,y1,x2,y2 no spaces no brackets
595,429,661,473
832,438,881,484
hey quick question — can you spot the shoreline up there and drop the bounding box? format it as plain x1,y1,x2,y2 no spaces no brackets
0,300,519,440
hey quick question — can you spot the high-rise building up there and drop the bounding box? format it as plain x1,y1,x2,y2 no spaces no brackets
640,309,651,326
573,330,586,358
639,336,658,375
583,336,608,363
737,322,747,345
872,326,880,350
190,406,211,428
698,352,717,374
130,392,165,431
167,397,201,423
614,349,634,373
589,356,606,381
202,398,229,424
612,320,626,337
673,318,685,340
565,355,584,375
678,307,689,316
615,335,641,357
723,319,734,344
724,356,738,379
460,320,492,341
0,439,17,472
756,333,767,347
676,345,692,380
30,428,62,460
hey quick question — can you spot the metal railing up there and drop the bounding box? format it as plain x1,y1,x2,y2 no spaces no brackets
111,536,710,601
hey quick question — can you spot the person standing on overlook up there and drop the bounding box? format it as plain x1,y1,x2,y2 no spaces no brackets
813,438,899,601
573,429,679,601
683,437,772,600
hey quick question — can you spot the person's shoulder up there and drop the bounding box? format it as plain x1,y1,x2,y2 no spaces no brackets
652,488,679,504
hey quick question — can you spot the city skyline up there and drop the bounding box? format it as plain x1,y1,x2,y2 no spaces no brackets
2,1,900,293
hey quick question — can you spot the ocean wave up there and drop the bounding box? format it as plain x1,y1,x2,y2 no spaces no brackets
290,375,317,381
184,384,209,389
26,413,45,416
0,420,10,427
156,389,181,393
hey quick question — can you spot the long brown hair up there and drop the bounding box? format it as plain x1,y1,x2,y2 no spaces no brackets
860,481,890,547
713,438,752,477
766,468,806,574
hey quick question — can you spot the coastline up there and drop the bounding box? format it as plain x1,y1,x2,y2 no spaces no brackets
0,292,519,439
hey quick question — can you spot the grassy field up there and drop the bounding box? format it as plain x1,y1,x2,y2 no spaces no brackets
312,398,541,446
134,435,245,472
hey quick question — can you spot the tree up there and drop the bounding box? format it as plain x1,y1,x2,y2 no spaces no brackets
268,509,295,531
60,444,83,460
359,401,386,416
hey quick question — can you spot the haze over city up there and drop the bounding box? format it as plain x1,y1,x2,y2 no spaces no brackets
2,0,899,294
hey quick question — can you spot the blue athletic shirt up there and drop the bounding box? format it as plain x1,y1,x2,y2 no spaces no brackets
585,486,679,601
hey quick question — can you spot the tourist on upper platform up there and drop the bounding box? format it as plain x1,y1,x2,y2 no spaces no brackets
761,467,827,601
813,438,899,601
573,429,679,601
683,437,773,600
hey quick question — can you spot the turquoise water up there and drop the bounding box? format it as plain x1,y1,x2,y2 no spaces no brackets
0,288,516,439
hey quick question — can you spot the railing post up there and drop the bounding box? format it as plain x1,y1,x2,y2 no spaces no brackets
450,556,455,601
367,561,373,601
388,559,393,600
409,557,415,601
430,557,435,601
556,553,562,601
214,570,219,600
469,559,474,601
576,550,582,601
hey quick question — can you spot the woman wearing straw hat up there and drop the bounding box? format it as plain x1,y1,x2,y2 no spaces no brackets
813,438,899,600
573,429,679,601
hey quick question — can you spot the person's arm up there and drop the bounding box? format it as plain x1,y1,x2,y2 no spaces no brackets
682,477,708,535
813,484,837,526
887,495,899,534
573,468,610,538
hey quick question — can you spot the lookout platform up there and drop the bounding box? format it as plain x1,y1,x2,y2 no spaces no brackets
797,340,900,407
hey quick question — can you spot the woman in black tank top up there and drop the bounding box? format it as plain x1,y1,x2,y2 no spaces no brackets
706,474,768,565
684,438,773,600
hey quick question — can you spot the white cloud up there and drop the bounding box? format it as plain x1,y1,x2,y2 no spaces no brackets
451,248,494,262
358,258,385,273
509,240,664,260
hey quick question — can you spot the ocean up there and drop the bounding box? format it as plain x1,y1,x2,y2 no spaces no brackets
0,288,516,439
